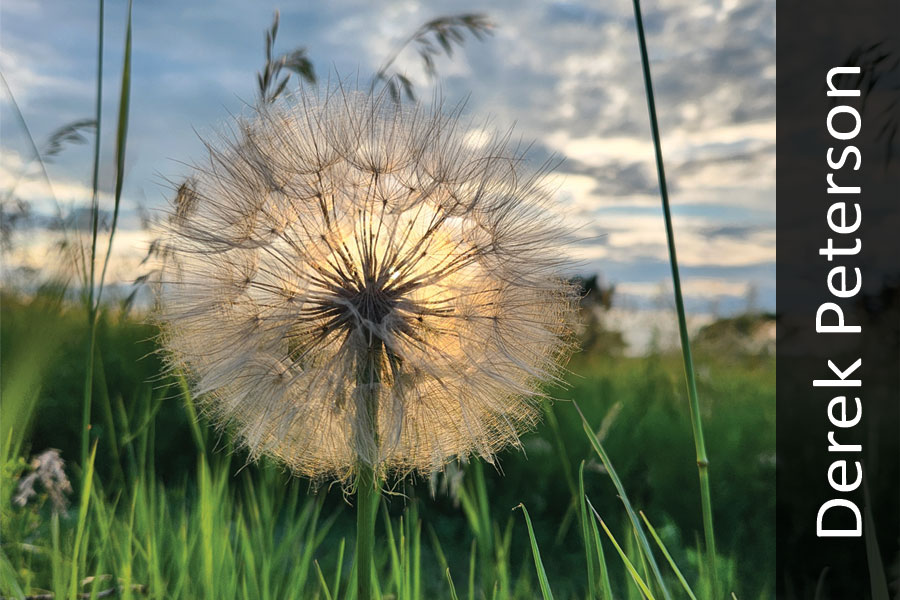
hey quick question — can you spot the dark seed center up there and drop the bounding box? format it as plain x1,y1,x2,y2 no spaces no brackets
348,279,396,325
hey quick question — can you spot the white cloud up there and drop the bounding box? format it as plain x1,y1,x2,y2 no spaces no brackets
0,149,100,212
0,44,93,105
617,278,751,299
570,212,775,268
1,0,776,313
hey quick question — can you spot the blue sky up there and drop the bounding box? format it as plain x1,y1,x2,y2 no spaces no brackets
1,0,775,316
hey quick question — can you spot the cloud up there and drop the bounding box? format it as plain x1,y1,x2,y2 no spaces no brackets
0,0,775,313
0,149,99,212
617,278,752,299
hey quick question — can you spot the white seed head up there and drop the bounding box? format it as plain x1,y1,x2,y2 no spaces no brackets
156,87,579,481
14,449,72,515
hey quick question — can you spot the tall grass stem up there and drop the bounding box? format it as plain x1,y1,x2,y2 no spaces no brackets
356,462,379,599
80,0,132,469
95,0,132,305
628,0,718,585
81,0,104,469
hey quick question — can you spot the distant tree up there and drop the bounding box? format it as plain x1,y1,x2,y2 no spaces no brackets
692,312,776,359
572,275,626,356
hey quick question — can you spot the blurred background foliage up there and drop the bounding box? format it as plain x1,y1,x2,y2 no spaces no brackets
1,283,775,598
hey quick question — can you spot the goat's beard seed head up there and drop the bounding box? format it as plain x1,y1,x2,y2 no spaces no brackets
156,87,579,482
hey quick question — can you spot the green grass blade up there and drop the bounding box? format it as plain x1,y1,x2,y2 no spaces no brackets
575,401,672,599
381,501,402,594
473,462,491,541
315,560,335,600
95,0,132,305
458,461,496,587
467,538,477,600
345,553,358,600
81,0,106,469
544,403,578,498
0,297,60,464
69,442,98,598
446,568,461,600
412,515,421,600
401,514,411,599
515,504,554,600
545,402,581,546
299,495,331,591
578,462,598,599
631,526,653,596
427,524,450,574
640,512,698,600
457,482,482,540
91,350,123,482
332,537,346,600
81,326,98,471
51,512,63,598
579,462,613,600
0,549,27,599
495,518,513,596
86,0,104,310
590,507,654,600
589,504,614,600
176,373,207,454
625,527,643,600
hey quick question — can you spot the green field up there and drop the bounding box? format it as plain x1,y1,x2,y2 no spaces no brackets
1,4,778,597
1,289,774,599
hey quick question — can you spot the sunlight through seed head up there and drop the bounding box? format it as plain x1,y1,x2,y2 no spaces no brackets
155,86,579,482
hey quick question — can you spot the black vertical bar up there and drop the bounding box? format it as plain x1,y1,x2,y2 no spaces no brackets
777,0,900,597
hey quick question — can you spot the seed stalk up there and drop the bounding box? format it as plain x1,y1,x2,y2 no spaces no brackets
629,0,718,590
